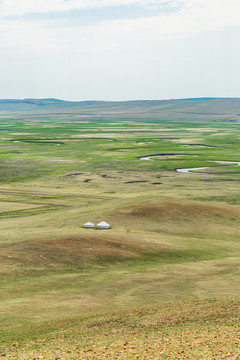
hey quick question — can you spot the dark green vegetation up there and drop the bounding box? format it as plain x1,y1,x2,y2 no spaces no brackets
1,98,240,181
0,98,240,358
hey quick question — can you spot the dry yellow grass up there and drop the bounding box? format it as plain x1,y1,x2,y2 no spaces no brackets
1,100,240,359
1,299,239,359
0,164,240,359
116,201,240,219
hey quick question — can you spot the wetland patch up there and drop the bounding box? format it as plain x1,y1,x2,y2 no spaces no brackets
125,181,148,184
65,173,84,177
11,139,64,145
180,144,217,148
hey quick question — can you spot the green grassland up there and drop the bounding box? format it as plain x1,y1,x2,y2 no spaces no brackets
0,99,240,359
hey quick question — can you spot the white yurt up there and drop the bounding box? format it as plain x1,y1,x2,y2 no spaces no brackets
84,222,95,229
97,221,110,230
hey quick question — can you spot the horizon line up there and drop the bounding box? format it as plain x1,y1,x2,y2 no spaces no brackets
0,97,240,102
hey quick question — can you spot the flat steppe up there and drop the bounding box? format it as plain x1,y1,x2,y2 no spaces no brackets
0,98,239,359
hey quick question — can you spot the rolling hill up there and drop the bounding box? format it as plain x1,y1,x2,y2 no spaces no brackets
0,98,240,121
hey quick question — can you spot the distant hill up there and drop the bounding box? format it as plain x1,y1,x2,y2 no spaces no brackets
0,98,67,111
0,98,240,121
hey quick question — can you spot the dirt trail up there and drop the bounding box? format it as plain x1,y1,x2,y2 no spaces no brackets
0,199,69,207
0,189,118,200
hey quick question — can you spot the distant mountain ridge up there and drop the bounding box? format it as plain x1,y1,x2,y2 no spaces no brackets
0,98,66,104
175,97,240,101
0,98,240,120
0,97,239,104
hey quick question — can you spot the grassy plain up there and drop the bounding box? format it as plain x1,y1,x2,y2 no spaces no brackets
0,99,240,359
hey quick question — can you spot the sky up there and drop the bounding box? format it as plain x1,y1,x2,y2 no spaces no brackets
0,0,240,101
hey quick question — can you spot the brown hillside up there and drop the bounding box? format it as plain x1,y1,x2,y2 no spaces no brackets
117,201,240,219
0,235,141,274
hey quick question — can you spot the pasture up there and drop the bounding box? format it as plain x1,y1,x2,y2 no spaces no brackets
0,99,240,358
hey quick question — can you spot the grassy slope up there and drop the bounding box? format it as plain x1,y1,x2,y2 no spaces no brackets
1,299,239,359
0,99,240,358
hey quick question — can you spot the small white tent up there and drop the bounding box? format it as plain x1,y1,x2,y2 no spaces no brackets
84,222,95,228
97,221,110,230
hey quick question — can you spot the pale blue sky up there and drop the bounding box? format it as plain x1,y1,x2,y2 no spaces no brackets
0,0,240,101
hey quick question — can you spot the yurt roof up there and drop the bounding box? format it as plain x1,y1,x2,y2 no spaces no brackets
97,221,110,226
84,222,94,226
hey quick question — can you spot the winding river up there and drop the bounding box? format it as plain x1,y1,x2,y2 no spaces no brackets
176,161,240,174
138,154,240,174
138,154,187,161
